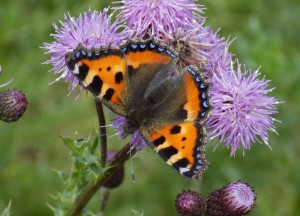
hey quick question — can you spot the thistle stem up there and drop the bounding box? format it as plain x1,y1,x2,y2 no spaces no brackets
66,143,136,216
99,188,110,215
94,99,107,166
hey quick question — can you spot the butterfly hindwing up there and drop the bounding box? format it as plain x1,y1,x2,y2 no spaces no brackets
140,66,212,179
143,121,208,179
141,66,211,125
182,66,211,122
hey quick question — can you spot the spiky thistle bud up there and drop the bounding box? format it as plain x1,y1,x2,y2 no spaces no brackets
175,190,206,216
206,181,256,216
0,89,27,122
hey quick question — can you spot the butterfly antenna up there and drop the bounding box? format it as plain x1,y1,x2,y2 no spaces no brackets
108,132,119,139
76,133,108,142
99,124,113,128
213,142,220,152
130,144,136,183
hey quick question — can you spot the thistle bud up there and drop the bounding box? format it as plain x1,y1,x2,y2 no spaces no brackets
103,151,125,189
0,89,27,122
206,181,256,216
175,190,206,216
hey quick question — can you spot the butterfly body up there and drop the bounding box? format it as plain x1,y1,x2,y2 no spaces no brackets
66,39,212,179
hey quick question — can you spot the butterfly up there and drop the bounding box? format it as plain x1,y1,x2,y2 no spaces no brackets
65,39,212,179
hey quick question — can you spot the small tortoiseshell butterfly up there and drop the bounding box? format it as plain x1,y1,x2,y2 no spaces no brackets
65,39,212,179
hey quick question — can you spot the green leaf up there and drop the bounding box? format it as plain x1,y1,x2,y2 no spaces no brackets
52,169,71,182
51,136,105,215
1,201,11,216
60,136,81,156
82,209,98,216
131,209,144,216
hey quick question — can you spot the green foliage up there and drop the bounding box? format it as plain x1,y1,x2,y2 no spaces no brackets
0,201,11,216
131,209,144,216
50,137,105,215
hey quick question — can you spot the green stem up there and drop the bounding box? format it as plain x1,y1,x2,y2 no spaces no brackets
66,143,135,216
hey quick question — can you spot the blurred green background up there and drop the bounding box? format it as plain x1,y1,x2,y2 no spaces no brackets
0,0,299,215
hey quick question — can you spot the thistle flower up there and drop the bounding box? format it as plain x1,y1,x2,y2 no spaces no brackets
206,181,256,216
207,62,279,156
113,0,205,40
175,190,206,216
43,8,127,92
160,26,209,70
199,27,233,79
112,116,147,150
0,89,28,122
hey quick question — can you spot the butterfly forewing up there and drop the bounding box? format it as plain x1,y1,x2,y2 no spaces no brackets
66,45,128,116
120,40,178,108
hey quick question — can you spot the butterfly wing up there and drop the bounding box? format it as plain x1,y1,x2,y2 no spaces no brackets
66,44,128,116
65,40,177,116
66,40,212,179
140,66,212,179
144,121,208,179
120,40,178,110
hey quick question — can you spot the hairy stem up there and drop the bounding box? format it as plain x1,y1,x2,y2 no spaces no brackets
66,143,135,216
94,99,107,166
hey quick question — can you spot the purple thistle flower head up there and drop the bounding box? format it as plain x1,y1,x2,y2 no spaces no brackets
207,62,279,156
112,115,147,150
206,181,256,216
0,89,28,123
175,190,206,216
160,25,210,70
43,8,127,92
113,0,205,40
200,27,233,79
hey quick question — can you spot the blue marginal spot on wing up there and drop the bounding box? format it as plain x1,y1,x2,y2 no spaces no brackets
130,44,138,50
158,47,165,52
202,101,209,109
122,47,127,53
149,42,156,49
139,43,147,49
166,49,177,58
81,50,87,56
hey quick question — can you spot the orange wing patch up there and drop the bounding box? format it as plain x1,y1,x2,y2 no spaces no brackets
183,73,201,121
121,40,176,70
80,55,126,104
149,122,208,179
125,50,172,69
183,67,211,122
66,46,127,106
